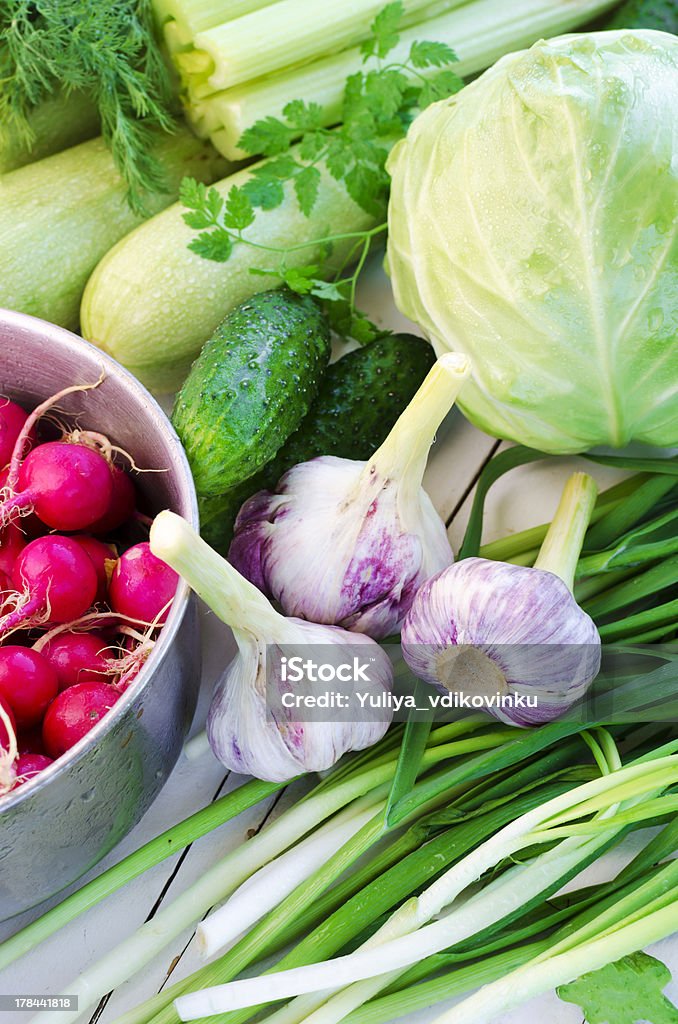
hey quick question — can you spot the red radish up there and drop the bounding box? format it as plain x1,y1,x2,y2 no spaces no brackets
0,647,59,727
89,466,136,535
109,542,178,625
0,441,113,531
0,399,29,468
40,631,111,691
0,535,98,634
13,752,53,786
42,682,119,758
72,536,117,602
0,694,15,752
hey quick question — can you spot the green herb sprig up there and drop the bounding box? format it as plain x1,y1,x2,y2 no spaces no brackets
180,1,462,343
0,0,177,211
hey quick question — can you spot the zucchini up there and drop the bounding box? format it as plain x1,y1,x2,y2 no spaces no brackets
172,288,331,495
604,0,678,30
80,151,382,392
0,91,99,174
199,333,436,552
0,130,227,330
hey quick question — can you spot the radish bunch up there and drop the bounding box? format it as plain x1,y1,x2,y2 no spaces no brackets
0,390,178,795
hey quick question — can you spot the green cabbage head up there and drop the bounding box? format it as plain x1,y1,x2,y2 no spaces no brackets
386,31,678,453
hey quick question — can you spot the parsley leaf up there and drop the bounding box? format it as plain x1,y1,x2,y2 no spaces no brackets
238,116,295,157
223,187,255,231
181,2,463,345
557,952,678,1024
189,231,233,263
294,166,321,217
360,1,404,59
409,40,458,68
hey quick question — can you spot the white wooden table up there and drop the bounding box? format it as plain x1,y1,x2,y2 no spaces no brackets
1,261,677,1023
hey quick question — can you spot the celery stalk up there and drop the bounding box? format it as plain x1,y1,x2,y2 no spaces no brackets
181,0,460,94
194,0,620,160
153,0,277,41
0,90,99,173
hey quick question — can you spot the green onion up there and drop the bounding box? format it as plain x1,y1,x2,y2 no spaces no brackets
0,777,283,973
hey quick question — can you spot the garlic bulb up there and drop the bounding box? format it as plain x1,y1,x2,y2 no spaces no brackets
150,512,393,782
229,354,470,640
402,473,601,727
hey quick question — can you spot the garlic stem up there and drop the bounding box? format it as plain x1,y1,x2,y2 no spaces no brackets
534,473,598,592
150,510,289,643
364,354,471,500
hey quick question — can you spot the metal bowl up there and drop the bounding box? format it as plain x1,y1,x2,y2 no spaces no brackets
0,309,200,919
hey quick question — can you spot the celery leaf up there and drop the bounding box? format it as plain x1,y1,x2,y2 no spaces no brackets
557,952,678,1024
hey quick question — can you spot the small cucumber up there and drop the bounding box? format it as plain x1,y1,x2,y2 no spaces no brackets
172,288,331,495
200,333,435,552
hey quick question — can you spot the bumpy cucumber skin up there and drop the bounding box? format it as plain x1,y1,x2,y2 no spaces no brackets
605,0,678,30
172,288,331,496
200,333,435,553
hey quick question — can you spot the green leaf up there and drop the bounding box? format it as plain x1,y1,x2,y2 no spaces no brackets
325,135,355,181
179,176,207,210
385,689,434,827
222,186,255,230
345,163,388,217
242,176,285,210
188,230,233,263
254,155,299,180
283,266,322,294
182,208,214,230
557,952,678,1023
294,165,321,216
409,40,458,69
361,1,404,60
238,116,295,156
364,68,408,120
282,99,325,131
299,130,328,162
206,187,224,219
310,280,347,303
418,69,464,108
458,446,547,560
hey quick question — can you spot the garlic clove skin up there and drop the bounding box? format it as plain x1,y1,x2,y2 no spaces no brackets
208,621,394,782
401,557,601,727
230,455,453,640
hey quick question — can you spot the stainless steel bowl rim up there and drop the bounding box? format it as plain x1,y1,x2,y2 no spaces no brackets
0,309,198,812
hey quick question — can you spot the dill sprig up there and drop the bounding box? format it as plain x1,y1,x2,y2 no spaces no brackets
0,0,177,211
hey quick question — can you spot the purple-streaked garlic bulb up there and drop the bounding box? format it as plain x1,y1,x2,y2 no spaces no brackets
229,354,470,640
402,473,601,727
150,512,393,782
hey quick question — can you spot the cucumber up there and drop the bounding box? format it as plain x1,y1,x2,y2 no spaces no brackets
0,130,227,330
604,0,678,30
172,288,331,496
199,333,435,553
80,150,382,392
